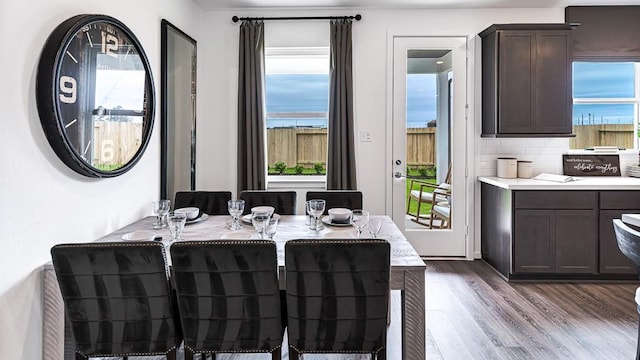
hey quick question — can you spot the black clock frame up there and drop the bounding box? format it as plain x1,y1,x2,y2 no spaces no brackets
36,14,155,178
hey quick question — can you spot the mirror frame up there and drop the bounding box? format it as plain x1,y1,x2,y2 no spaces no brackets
36,14,155,178
160,19,197,200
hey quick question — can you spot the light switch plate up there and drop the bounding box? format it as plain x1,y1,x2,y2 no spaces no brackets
359,131,372,142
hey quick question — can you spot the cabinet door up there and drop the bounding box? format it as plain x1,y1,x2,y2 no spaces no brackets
514,210,555,272
599,210,637,274
555,210,597,273
498,31,534,134
534,31,572,134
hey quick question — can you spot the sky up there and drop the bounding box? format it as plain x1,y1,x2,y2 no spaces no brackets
264,62,637,128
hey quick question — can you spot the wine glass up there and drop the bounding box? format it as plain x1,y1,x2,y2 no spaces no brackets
308,199,326,231
368,218,382,238
227,199,245,230
305,200,313,226
251,211,271,239
167,212,187,242
265,218,279,240
152,199,170,230
351,210,370,238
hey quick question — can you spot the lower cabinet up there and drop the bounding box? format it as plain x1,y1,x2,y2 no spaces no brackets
514,209,597,274
481,184,634,280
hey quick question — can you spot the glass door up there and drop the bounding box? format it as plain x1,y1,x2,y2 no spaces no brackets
390,36,467,257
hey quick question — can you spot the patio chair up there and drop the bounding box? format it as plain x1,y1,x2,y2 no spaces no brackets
407,163,452,227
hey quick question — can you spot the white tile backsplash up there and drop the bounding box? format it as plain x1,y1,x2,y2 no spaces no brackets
479,138,570,177
479,137,639,177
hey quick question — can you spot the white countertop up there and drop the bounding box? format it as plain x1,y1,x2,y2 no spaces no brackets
622,214,640,227
478,176,640,190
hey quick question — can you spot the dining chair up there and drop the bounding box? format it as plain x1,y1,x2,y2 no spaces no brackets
428,186,451,229
305,190,363,214
239,190,297,215
407,163,452,227
174,190,232,215
613,219,640,360
285,238,390,360
170,240,284,360
50,242,182,360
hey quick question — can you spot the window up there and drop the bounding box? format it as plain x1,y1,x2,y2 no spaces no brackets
265,47,329,176
571,62,640,150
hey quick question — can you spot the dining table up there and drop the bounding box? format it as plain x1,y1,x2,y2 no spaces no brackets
42,214,426,360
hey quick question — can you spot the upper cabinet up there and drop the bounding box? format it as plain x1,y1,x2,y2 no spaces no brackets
480,24,574,137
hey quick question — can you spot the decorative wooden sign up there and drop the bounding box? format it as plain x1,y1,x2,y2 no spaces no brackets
562,154,621,176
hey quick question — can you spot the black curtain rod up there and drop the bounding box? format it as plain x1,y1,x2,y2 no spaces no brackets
232,14,361,22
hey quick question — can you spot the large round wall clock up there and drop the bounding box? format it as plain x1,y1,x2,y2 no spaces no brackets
36,14,154,177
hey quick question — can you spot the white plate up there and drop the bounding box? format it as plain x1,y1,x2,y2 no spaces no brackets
122,230,156,241
321,215,352,227
242,213,281,224
185,213,208,225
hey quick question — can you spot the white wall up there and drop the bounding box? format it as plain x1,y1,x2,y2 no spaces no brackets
0,0,201,358
197,7,569,258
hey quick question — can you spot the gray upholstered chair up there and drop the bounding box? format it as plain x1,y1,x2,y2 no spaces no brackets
170,240,284,360
613,218,640,360
174,191,232,215
50,242,182,360
239,190,297,215
305,190,363,214
285,238,390,360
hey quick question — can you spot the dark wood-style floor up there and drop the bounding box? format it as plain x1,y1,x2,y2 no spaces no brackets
134,260,639,360
425,260,638,360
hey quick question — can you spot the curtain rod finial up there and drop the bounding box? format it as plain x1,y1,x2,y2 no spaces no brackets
232,16,240,23
355,14,362,21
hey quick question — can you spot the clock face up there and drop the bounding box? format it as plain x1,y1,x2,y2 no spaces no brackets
36,15,154,177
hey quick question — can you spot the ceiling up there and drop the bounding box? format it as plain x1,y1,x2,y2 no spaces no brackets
192,0,640,11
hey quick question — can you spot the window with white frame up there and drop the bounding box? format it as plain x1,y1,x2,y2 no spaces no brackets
571,62,640,150
264,46,329,176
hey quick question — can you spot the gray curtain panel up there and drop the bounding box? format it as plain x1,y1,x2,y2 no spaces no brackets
237,20,267,193
327,19,357,190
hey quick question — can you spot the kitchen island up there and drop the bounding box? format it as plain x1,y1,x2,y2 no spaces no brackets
479,176,640,280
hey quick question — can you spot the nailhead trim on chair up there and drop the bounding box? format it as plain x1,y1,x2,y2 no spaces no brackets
185,344,282,354
288,345,384,354
76,346,177,359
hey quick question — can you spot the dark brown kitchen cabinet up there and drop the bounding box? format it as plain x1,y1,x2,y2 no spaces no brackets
513,192,597,274
480,24,574,137
599,191,640,274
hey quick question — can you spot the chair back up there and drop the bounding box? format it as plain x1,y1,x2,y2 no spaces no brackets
170,240,283,359
174,191,232,215
305,190,363,214
50,242,181,359
285,238,390,358
239,190,297,215
613,219,640,270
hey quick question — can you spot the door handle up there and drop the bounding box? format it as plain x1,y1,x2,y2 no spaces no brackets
395,171,423,179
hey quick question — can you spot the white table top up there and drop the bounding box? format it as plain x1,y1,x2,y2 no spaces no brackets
478,176,640,190
98,214,426,269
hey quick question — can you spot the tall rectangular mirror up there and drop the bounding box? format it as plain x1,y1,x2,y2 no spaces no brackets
161,19,196,203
